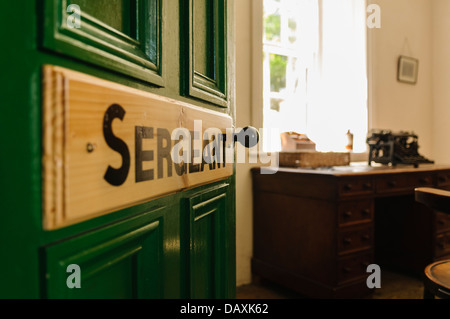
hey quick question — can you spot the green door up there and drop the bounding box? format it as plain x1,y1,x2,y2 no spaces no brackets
0,0,235,299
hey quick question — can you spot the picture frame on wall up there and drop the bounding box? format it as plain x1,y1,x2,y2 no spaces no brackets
398,56,419,85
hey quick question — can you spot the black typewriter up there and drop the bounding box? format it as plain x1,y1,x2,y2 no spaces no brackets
367,130,434,167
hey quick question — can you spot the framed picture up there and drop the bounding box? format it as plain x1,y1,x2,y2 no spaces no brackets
398,56,419,84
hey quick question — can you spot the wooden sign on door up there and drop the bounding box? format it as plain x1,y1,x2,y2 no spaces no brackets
43,65,233,230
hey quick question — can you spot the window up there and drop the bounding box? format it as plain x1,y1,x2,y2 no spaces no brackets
262,0,368,153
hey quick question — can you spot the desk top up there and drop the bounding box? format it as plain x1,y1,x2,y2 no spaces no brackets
253,163,450,177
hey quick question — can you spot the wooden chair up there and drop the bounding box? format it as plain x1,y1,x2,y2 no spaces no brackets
415,188,450,299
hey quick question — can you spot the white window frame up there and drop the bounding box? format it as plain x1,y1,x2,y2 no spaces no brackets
251,0,372,160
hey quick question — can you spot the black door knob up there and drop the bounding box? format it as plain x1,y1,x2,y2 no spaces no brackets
233,126,260,148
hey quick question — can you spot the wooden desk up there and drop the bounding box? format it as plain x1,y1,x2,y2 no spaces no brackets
251,164,450,298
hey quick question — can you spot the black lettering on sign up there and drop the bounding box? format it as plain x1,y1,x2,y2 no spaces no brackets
175,161,187,176
135,126,155,183
201,138,216,172
103,104,130,186
221,133,227,167
157,128,173,179
174,134,187,177
213,135,222,169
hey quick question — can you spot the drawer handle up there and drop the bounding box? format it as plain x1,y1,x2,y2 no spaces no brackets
362,208,371,216
344,211,353,218
343,238,352,245
343,267,352,273
388,181,397,187
438,220,446,226
439,176,447,183
344,184,353,191
363,183,372,189
419,178,429,184
362,234,371,241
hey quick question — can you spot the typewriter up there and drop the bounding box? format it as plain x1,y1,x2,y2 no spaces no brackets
367,130,434,167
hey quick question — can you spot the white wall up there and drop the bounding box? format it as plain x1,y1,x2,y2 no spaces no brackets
235,0,256,287
368,0,433,158
432,0,450,164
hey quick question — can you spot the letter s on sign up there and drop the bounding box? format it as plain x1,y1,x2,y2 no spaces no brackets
103,104,130,186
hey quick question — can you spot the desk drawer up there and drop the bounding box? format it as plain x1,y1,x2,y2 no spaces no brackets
436,212,450,234
376,173,434,194
338,178,374,197
409,173,434,188
338,225,373,255
338,200,373,227
375,174,411,193
338,252,373,284
435,232,450,257
437,171,450,187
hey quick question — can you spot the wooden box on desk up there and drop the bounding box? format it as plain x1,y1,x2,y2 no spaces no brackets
279,151,351,168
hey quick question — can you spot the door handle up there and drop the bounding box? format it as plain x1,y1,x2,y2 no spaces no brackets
229,126,260,148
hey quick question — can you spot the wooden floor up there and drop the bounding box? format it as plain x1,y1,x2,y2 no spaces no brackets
236,270,424,299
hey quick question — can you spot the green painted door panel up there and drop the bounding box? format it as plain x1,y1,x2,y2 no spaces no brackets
181,0,228,107
193,0,215,79
188,184,228,299
67,257,136,299
44,209,163,299
43,0,162,85
0,0,235,299
74,0,134,34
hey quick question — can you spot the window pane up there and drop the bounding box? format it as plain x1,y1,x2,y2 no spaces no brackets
264,13,281,42
288,17,297,44
270,54,287,92
289,57,301,93
270,98,283,112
